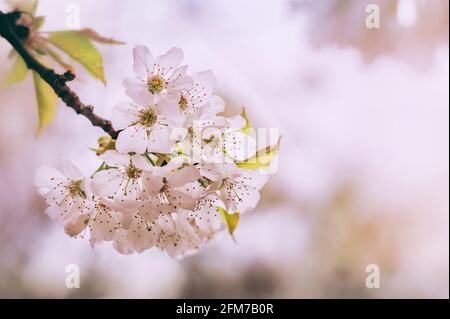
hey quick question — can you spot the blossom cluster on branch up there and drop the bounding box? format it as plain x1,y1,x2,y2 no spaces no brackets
34,46,276,258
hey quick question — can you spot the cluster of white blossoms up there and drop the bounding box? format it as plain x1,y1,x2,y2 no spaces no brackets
35,46,275,258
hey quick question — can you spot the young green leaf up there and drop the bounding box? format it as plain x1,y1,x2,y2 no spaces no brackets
31,16,46,31
36,39,74,72
48,31,106,83
236,137,281,170
77,28,125,45
1,55,29,86
217,207,240,241
33,71,57,133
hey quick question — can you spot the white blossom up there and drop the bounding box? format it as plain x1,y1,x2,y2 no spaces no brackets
34,45,274,258
155,211,203,258
189,114,257,163
111,98,184,154
35,164,90,224
218,170,268,213
124,45,192,104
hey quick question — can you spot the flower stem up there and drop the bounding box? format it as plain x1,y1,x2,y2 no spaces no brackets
0,10,120,139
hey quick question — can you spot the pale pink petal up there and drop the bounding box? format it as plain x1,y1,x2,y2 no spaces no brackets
112,231,135,255
91,169,125,198
141,173,164,195
168,74,193,92
61,159,84,180
111,101,139,130
161,234,184,258
167,65,188,83
201,142,226,164
64,213,89,237
123,77,155,106
195,116,227,131
146,124,174,153
190,70,216,100
227,114,246,129
45,190,82,221
34,166,65,190
197,163,223,181
195,196,223,233
167,189,197,210
224,131,257,161
128,153,146,168
155,47,183,75
156,98,185,127
133,45,154,78
89,203,121,243
166,166,200,188
116,125,148,154
124,213,160,252
155,214,176,233
220,179,261,213
201,95,225,118
113,179,143,211
100,150,130,167
237,171,268,191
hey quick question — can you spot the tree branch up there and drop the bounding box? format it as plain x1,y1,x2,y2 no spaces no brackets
0,10,119,139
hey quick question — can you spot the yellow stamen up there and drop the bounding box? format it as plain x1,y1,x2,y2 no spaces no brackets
147,76,166,94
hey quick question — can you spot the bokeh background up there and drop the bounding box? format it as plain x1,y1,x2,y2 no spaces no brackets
0,0,448,298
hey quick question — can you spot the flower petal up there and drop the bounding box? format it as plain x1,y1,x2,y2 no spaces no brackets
91,169,125,198
65,212,90,237
155,47,183,75
133,45,154,78
224,131,257,161
166,165,200,188
116,125,148,154
111,101,139,130
156,98,185,127
195,196,223,233
202,95,225,118
167,189,197,210
123,77,155,106
100,150,130,167
34,166,65,190
146,124,174,153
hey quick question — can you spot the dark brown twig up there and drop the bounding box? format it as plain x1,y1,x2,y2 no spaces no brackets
0,10,119,139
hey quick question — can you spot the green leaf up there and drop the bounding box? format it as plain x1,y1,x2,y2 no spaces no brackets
77,28,125,45
48,31,106,83
31,16,45,31
33,71,57,133
1,55,29,86
37,40,74,72
217,207,240,240
236,137,281,170
239,108,253,135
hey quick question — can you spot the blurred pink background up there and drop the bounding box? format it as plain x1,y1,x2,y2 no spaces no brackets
0,0,448,298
